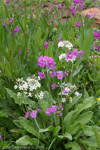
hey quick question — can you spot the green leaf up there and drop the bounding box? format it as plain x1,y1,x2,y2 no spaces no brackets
65,142,81,150
72,64,83,77
67,123,80,135
38,100,49,113
6,88,22,105
53,126,61,137
88,73,94,81
19,117,41,139
74,97,94,116
39,126,55,133
93,127,100,149
80,124,94,137
76,111,93,124
16,135,38,146
58,132,72,140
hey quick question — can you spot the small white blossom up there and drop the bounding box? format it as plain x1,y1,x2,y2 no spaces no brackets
62,98,66,103
58,41,73,49
59,53,66,60
14,85,18,89
36,82,41,88
17,92,21,97
19,85,23,90
28,92,32,97
75,91,80,96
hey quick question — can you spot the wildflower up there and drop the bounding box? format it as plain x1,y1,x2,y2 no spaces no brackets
39,91,44,99
19,85,23,90
4,22,6,26
69,97,72,103
75,91,80,96
51,106,57,113
17,92,21,97
28,92,32,97
30,111,37,118
19,50,21,54
58,4,62,9
58,41,73,49
97,97,100,101
79,50,84,54
44,41,48,49
25,112,30,118
85,82,88,85
62,98,66,103
75,22,81,27
57,73,64,79
59,53,66,60
10,18,13,23
57,113,62,117
38,72,45,79
60,33,62,37
50,72,57,77
51,83,56,89
0,135,2,139
46,108,51,116
12,26,20,34
14,85,18,89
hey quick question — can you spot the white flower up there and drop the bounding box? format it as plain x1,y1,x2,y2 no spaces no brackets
28,92,32,97
62,98,66,103
19,85,23,90
38,76,41,80
14,85,18,89
36,82,41,88
23,83,28,90
65,87,70,92
58,41,73,49
69,97,72,103
75,91,80,96
38,91,44,99
17,92,21,97
59,53,66,60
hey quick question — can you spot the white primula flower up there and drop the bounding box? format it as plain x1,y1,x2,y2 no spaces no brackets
59,53,66,60
23,83,28,90
75,91,80,96
17,92,21,97
62,98,66,103
28,92,32,97
39,91,44,99
19,85,23,90
58,41,73,49
36,82,41,88
14,85,18,89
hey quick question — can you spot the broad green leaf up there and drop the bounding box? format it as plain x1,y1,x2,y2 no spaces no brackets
58,132,72,140
72,64,83,77
74,97,94,116
67,123,80,135
76,111,93,124
16,135,38,146
53,126,61,137
65,142,81,150
80,124,94,137
38,100,49,113
19,117,41,139
39,126,55,133
88,73,94,81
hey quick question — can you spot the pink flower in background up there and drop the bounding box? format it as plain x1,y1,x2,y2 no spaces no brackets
50,71,57,77
46,108,51,116
79,50,84,54
0,135,2,139
51,106,57,113
4,22,6,26
44,41,48,49
75,22,81,27
58,4,62,9
13,26,20,34
51,83,56,89
25,112,30,118
19,50,21,54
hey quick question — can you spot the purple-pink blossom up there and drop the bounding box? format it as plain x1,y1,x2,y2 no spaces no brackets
38,72,45,79
30,111,37,118
50,71,57,77
58,4,62,9
75,22,81,27
25,112,30,118
0,135,2,139
19,50,21,54
51,83,56,89
12,26,20,34
44,41,48,49
57,73,64,79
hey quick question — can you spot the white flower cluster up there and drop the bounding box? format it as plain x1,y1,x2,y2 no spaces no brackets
14,75,44,99
59,53,66,61
58,41,73,49
58,82,80,103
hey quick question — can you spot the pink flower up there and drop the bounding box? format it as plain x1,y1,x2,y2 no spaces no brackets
58,4,62,9
25,112,30,118
10,18,13,23
44,41,48,49
46,108,51,116
63,72,68,77
57,73,64,79
0,135,2,139
79,50,84,54
73,51,79,56
19,50,21,54
50,72,56,77
57,38,61,41
38,72,45,79
75,22,81,27
30,111,37,118
60,33,62,37
51,83,56,89
12,26,20,34
51,107,57,113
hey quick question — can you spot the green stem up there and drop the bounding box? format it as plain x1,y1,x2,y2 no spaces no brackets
54,113,57,127
61,79,64,133
47,69,51,106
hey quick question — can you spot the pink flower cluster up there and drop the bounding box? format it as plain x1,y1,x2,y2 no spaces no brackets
50,71,68,80
46,105,63,116
25,108,41,118
94,31,100,39
66,50,84,61
38,56,56,70
71,0,85,16
0,135,2,139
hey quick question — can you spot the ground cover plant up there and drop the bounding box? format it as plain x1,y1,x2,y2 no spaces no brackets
0,0,100,149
